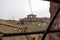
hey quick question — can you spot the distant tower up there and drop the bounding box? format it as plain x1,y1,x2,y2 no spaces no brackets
27,14,36,19
27,14,36,24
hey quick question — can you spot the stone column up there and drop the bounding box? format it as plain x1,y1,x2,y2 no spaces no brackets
49,2,60,40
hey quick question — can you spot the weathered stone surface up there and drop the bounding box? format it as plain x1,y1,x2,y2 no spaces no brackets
50,2,60,40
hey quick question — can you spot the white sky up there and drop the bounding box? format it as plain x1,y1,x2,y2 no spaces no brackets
0,0,50,20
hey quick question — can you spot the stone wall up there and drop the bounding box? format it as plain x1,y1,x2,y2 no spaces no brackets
50,2,60,40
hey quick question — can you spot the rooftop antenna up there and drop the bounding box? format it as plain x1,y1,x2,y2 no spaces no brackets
28,0,33,24
28,0,33,14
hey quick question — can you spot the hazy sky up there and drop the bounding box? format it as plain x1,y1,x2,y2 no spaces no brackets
0,0,50,20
